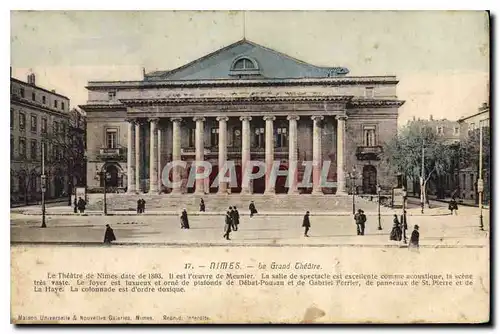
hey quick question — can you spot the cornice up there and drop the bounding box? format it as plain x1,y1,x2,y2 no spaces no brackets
348,99,405,108
11,97,70,118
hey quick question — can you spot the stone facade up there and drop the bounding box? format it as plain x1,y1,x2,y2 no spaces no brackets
81,40,404,195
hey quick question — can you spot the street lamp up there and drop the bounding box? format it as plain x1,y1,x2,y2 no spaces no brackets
377,184,382,230
40,142,46,228
97,171,111,215
348,167,357,215
402,186,407,243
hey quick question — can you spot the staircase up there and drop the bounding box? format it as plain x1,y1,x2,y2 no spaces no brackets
86,193,386,213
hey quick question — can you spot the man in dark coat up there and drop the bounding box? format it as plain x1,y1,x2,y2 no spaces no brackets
73,198,78,214
302,211,311,237
141,198,146,213
354,209,366,235
223,210,232,240
180,209,190,229
77,197,86,214
401,210,408,243
137,199,142,214
233,206,240,231
249,201,258,218
449,198,458,215
200,198,205,212
103,224,116,244
409,225,420,251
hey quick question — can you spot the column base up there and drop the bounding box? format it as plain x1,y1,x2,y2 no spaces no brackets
287,188,300,195
264,189,276,195
336,190,347,195
127,187,136,194
149,188,159,194
171,188,182,194
312,188,324,195
240,188,252,195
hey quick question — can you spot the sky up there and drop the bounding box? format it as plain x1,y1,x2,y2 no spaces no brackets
10,11,490,125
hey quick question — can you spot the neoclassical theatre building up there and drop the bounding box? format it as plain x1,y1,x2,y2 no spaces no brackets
81,40,404,196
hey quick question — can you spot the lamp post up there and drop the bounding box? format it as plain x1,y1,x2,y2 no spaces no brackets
402,186,407,244
348,167,357,215
97,171,111,216
377,184,382,230
40,143,46,228
478,121,484,231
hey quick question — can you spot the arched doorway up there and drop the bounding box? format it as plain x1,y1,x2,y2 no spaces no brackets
362,165,377,194
102,164,119,188
275,161,288,194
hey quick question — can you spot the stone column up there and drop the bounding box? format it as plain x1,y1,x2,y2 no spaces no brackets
264,115,276,194
193,116,205,194
240,116,252,194
287,115,300,194
312,115,324,194
171,118,182,194
126,119,136,193
336,115,348,194
134,120,141,193
149,118,159,193
157,125,162,192
217,116,229,194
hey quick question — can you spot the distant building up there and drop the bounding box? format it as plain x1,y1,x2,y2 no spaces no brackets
10,72,85,205
457,102,490,203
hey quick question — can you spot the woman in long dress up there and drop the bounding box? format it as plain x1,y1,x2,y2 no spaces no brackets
389,214,402,241
180,209,190,229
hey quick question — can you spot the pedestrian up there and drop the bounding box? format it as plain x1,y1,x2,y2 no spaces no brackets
249,201,258,218
354,209,366,236
141,198,146,213
137,198,141,214
233,206,240,231
302,211,311,237
401,210,408,243
448,198,458,215
180,209,190,229
409,224,420,251
103,224,116,244
200,198,205,212
77,196,86,214
390,214,402,241
73,197,78,214
223,210,232,240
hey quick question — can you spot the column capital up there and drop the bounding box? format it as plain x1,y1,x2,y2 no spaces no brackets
193,116,206,122
311,115,325,121
336,115,348,121
239,116,252,121
263,115,276,121
171,117,183,123
126,118,137,124
148,117,160,124
216,116,229,122
287,115,300,121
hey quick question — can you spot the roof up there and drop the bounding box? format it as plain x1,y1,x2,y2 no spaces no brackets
10,77,70,100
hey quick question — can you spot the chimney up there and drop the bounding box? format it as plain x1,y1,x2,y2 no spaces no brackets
51,89,56,93
429,114,433,121
413,116,416,121
27,73,36,85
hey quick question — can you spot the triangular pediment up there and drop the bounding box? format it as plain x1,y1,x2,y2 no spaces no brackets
145,39,348,81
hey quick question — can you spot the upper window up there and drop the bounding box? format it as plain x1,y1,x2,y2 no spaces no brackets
211,128,219,147
54,100,58,108
453,127,460,135
106,129,118,148
20,87,25,98
230,57,260,76
19,113,26,131
31,92,36,101
30,115,37,133
108,91,117,101
363,125,377,146
42,96,46,104
275,127,288,148
61,102,65,110
436,126,444,135
365,87,374,98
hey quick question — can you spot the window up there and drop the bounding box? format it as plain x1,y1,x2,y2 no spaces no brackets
108,91,117,100
454,127,460,135
43,142,48,161
211,128,219,147
20,87,25,98
106,129,118,148
275,127,288,148
32,92,36,101
54,100,58,108
61,102,65,110
188,128,195,147
30,115,37,133
41,118,47,134
10,136,14,159
365,87,374,98
30,173,37,193
462,174,466,190
470,173,474,191
53,121,59,134
19,113,26,130
233,58,256,70
363,125,376,146
437,126,444,135
30,139,37,160
10,109,14,129
254,127,265,148
19,137,26,158
42,96,46,104
233,128,241,147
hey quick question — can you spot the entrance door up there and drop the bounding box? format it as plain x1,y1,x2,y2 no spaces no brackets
105,165,119,187
362,165,377,194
